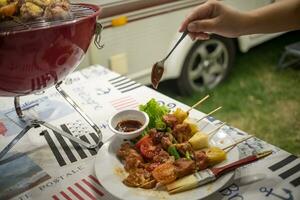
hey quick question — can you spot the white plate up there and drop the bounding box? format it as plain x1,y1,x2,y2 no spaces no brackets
94,120,239,200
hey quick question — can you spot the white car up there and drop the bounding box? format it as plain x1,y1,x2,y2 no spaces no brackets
75,0,282,95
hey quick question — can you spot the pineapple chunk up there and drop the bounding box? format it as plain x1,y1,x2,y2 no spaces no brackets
205,147,226,166
183,118,198,134
173,108,188,123
188,131,209,150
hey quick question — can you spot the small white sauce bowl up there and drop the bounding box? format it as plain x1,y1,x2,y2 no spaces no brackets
108,109,149,139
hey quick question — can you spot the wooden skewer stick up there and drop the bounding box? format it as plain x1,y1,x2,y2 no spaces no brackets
225,145,236,153
186,94,210,113
222,135,254,151
208,122,226,137
196,106,222,122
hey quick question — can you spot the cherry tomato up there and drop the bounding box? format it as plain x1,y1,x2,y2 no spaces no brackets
135,135,159,159
135,135,151,149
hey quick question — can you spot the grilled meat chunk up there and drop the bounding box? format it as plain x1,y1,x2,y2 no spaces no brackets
163,114,178,128
124,155,144,172
117,143,144,172
172,123,193,143
117,143,135,159
44,0,70,19
145,162,161,172
123,168,156,189
149,128,164,145
174,158,196,178
194,150,209,170
161,135,173,150
175,142,193,156
152,148,172,164
152,159,196,184
152,162,177,185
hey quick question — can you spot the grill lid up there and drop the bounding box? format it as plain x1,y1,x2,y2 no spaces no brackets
0,4,99,34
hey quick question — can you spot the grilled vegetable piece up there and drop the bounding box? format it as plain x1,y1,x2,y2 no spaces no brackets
174,142,193,156
0,0,8,7
0,1,18,18
152,162,177,185
135,135,150,149
173,108,188,123
183,118,198,134
168,145,180,160
185,151,191,160
20,1,44,19
25,0,51,8
205,147,227,166
135,135,162,160
188,131,209,150
18,0,70,20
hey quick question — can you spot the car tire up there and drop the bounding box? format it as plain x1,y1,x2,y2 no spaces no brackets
177,35,236,96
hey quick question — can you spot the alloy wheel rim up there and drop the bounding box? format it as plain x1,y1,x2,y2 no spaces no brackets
187,39,229,92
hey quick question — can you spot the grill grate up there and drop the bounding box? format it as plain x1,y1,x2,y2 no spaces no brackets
0,4,97,34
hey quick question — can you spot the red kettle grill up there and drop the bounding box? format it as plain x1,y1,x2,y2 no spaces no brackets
0,3,104,159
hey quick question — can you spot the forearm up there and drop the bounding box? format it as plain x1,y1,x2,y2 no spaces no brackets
240,0,300,35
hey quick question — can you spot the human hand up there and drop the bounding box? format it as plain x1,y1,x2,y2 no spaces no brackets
179,0,247,40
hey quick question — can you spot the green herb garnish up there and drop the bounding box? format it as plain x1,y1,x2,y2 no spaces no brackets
139,98,169,130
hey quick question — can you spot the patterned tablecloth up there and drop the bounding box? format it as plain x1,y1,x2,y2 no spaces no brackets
0,65,299,200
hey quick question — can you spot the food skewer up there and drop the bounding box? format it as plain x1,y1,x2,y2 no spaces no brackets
222,135,254,151
153,135,256,189
186,94,210,113
207,122,226,137
196,106,222,123
166,150,273,194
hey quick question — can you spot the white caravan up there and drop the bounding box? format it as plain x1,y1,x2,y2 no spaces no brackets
75,0,282,95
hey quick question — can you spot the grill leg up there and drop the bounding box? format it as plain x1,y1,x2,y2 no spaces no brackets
55,81,103,143
10,89,103,151
14,96,25,119
0,123,39,160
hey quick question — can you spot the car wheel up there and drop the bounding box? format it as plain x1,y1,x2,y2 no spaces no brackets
177,35,235,96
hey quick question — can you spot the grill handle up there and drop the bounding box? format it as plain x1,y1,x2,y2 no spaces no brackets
94,22,104,49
